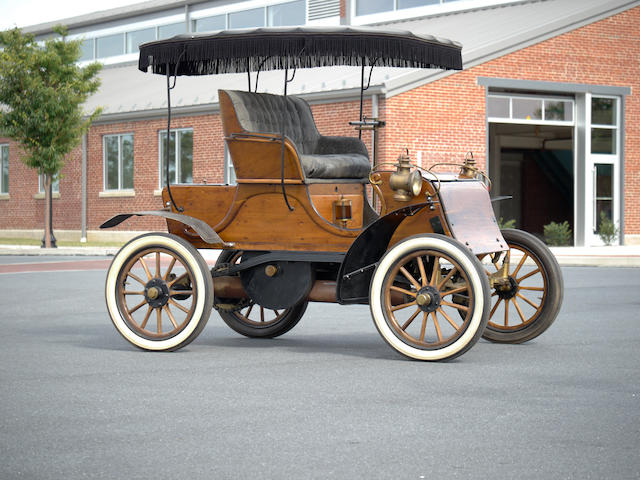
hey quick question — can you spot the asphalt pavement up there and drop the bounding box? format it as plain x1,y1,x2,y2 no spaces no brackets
0,257,639,479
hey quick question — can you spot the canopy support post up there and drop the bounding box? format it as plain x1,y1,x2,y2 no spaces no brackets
358,58,377,140
280,64,296,212
165,59,184,213
359,62,365,140
247,58,251,91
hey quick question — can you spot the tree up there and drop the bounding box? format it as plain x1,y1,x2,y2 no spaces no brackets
0,26,101,247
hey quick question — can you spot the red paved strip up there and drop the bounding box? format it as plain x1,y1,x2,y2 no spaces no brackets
0,259,113,274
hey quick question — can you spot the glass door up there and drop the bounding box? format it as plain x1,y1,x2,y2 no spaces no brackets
585,95,620,245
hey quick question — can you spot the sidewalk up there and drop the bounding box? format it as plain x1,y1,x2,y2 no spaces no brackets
1,243,640,267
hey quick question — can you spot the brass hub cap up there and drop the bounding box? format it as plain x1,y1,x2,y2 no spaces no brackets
416,286,441,313
144,278,170,308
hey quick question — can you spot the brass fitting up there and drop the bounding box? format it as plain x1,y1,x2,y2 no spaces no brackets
333,196,352,228
459,152,477,179
389,151,422,202
265,265,278,277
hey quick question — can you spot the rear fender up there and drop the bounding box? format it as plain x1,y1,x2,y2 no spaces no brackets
100,211,228,246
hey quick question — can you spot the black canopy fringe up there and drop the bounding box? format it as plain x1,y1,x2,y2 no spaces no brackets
139,27,462,76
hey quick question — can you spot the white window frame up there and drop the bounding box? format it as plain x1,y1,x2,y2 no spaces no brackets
351,0,527,25
158,128,194,188
103,133,135,192
192,0,307,31
487,93,575,126
585,94,620,245
38,173,60,194
224,144,236,185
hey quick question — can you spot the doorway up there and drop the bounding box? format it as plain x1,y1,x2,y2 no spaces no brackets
489,123,574,242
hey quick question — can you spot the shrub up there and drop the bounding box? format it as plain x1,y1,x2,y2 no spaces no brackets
497,217,516,229
544,221,572,246
598,211,618,245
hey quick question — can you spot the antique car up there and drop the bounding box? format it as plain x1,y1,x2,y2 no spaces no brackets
101,27,563,361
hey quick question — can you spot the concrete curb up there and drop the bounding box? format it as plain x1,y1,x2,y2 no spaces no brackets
1,243,640,267
0,245,121,257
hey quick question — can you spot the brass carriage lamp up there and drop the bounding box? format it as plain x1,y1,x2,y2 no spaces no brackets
333,195,353,228
389,151,423,201
459,152,477,179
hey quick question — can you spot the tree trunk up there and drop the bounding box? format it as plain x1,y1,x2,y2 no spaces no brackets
41,174,57,248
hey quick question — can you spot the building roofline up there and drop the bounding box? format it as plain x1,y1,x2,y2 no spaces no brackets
91,84,384,124
23,0,211,35
383,0,640,98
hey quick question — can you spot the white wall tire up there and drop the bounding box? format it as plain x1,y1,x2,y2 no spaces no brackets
105,233,213,351
370,234,490,361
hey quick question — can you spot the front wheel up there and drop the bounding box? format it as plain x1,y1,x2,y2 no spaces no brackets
105,233,213,351
370,234,491,361
482,228,563,343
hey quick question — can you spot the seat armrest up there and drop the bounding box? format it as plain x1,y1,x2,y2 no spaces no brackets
315,136,369,158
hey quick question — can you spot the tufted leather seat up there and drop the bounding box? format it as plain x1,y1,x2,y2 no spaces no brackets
221,90,371,181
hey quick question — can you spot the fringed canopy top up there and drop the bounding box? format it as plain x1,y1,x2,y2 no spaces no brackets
138,26,463,76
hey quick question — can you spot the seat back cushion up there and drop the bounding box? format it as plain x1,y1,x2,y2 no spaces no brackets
221,89,370,180
223,90,320,155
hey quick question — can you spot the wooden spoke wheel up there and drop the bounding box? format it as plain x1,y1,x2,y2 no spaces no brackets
482,228,563,343
370,234,490,361
105,233,213,351
214,250,307,338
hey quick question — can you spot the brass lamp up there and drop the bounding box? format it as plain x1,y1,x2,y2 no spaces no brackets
389,152,423,201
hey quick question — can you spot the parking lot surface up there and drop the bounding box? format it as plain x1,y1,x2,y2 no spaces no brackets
0,257,638,479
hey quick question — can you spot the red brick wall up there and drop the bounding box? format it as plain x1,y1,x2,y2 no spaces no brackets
383,6,640,234
85,113,226,232
0,137,82,231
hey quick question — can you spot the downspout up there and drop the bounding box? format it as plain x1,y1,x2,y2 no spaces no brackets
185,4,191,32
371,93,378,164
81,132,87,243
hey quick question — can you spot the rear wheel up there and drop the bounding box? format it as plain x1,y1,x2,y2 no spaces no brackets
370,234,490,361
214,250,307,338
105,233,213,351
482,228,563,343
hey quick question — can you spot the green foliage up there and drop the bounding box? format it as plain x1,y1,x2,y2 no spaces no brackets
497,217,516,229
0,26,102,176
543,221,572,246
597,211,618,245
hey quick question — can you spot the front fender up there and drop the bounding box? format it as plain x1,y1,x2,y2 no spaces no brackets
337,204,427,304
100,211,227,246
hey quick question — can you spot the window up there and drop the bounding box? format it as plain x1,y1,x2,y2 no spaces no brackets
1,144,8,194
159,129,193,186
268,0,306,26
356,0,393,15
80,38,94,61
158,22,185,39
194,15,226,32
487,94,574,124
590,97,617,155
399,0,438,8
594,164,613,234
229,8,265,29
104,134,134,191
126,27,156,53
96,33,125,58
38,173,60,194
224,146,236,185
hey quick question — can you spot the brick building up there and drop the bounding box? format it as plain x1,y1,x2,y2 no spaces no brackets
1,0,638,246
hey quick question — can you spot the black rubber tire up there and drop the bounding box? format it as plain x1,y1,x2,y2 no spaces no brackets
483,228,563,343
214,250,308,338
